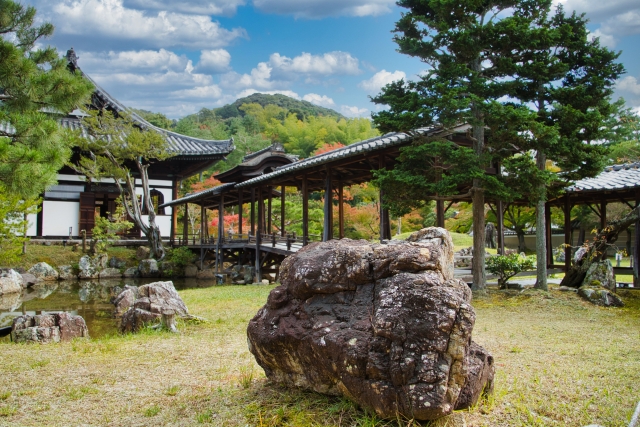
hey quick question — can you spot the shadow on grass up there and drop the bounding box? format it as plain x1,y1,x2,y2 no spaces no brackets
240,381,431,427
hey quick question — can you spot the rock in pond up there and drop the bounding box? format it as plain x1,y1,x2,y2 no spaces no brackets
78,254,108,279
27,262,59,282
247,227,494,421
139,259,159,278
11,312,89,343
0,269,24,295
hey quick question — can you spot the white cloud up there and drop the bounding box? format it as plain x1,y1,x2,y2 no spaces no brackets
79,49,189,73
269,52,360,76
589,29,617,48
220,51,361,92
122,0,245,15
340,105,370,118
253,0,394,18
303,93,336,108
617,76,640,95
46,0,247,49
359,70,406,94
195,49,232,73
171,85,223,99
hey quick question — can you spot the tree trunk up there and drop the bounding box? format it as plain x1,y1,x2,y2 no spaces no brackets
534,151,547,291
561,205,640,288
471,118,486,291
516,229,527,253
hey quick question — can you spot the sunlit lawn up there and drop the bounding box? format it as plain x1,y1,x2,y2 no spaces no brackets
0,285,638,426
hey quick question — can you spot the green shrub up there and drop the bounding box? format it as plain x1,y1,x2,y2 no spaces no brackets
486,253,535,289
167,247,196,269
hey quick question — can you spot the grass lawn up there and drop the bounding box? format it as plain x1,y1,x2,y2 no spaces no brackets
14,244,139,271
0,286,639,426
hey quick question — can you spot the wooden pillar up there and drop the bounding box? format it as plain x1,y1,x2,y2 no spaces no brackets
200,205,205,244
545,203,553,268
635,193,639,287
323,170,333,242
564,195,572,272
280,185,286,236
497,201,504,255
338,181,344,239
216,195,224,273
436,200,445,228
255,188,263,282
182,204,189,243
379,155,391,241
170,179,177,244
238,190,243,236
250,188,255,236
600,199,607,230
302,176,309,246
267,186,273,233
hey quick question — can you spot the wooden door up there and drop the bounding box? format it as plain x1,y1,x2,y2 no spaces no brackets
79,192,95,236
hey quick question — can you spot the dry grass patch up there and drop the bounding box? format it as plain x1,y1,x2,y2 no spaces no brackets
0,285,638,426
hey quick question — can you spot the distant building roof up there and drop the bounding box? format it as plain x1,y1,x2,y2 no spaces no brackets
235,123,471,188
62,48,234,158
567,163,640,193
215,142,299,183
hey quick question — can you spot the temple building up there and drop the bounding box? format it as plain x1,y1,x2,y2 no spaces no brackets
27,49,234,238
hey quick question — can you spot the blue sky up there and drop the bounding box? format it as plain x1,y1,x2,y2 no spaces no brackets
24,0,640,119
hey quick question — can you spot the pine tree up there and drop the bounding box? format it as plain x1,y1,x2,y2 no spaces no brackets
0,0,93,199
372,0,549,290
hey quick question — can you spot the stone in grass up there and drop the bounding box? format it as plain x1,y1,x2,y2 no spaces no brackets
247,227,494,421
27,262,59,282
583,260,616,291
578,284,624,307
117,281,192,333
11,313,89,343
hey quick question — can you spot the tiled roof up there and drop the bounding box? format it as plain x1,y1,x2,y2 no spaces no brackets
567,163,640,192
63,67,234,157
235,123,471,188
159,183,237,208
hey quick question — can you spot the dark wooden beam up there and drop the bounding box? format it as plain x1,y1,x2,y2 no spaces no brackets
338,181,344,239
281,185,286,236
250,188,255,236
323,168,333,241
267,186,273,234
238,190,243,235
302,175,309,246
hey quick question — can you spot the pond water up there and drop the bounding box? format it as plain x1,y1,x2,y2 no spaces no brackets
0,278,219,340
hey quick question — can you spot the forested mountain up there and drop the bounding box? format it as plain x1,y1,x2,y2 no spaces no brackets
212,93,345,120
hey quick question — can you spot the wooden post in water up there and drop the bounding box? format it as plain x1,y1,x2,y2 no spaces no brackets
267,186,273,234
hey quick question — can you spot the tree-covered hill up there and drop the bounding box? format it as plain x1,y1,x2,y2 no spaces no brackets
213,93,345,121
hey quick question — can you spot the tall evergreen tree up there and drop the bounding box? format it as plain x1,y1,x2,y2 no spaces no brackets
0,0,93,199
372,0,548,290
488,6,623,290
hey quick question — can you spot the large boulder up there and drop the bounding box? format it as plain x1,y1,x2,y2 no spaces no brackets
11,313,89,343
27,262,59,282
583,260,616,291
247,228,493,421
184,264,198,278
578,284,624,307
78,254,108,279
139,259,159,278
0,269,24,295
99,268,122,279
117,281,191,333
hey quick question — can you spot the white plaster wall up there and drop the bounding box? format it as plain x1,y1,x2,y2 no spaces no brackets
141,215,172,236
26,213,37,236
42,201,79,236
